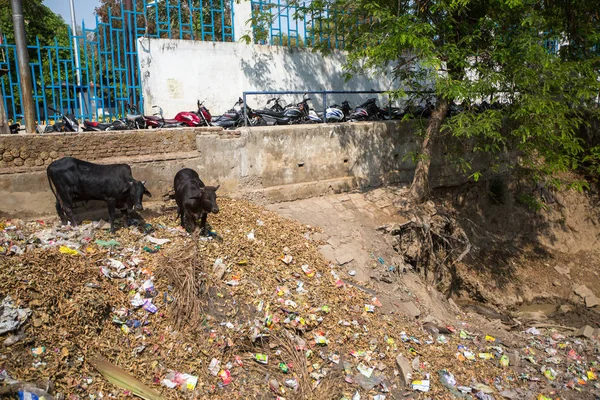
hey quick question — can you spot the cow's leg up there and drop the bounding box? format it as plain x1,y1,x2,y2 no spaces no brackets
55,202,68,225
183,211,196,233
121,208,129,228
199,212,208,235
177,206,184,228
63,204,78,227
107,199,117,233
54,186,77,226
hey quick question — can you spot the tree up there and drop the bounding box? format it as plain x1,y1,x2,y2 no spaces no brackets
279,0,600,202
0,0,71,120
95,0,232,41
0,0,70,47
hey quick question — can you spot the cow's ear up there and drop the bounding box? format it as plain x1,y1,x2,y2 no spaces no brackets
141,180,146,186
144,188,152,197
190,188,205,200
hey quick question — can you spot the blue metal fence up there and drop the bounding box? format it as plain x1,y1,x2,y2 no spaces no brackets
0,0,234,126
250,0,352,49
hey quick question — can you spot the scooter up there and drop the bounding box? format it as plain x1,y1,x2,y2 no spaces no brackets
82,119,128,132
44,107,80,132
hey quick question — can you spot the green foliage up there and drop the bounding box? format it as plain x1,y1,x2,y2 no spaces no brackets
518,193,548,212
0,0,70,47
276,0,600,189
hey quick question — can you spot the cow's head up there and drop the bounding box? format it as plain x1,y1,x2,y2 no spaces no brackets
125,180,152,211
193,185,220,214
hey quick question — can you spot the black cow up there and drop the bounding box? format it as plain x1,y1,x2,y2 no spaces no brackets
174,168,219,234
47,157,152,232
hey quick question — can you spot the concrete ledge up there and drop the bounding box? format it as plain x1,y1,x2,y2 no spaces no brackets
0,121,496,218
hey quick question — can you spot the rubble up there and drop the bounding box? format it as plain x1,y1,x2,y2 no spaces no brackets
575,325,595,338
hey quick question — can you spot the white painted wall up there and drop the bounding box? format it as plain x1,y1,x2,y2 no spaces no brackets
137,38,395,117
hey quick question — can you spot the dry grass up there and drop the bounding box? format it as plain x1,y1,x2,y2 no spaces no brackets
271,330,345,400
154,238,210,330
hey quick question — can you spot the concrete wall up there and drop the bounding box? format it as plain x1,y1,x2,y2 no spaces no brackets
0,122,491,218
137,38,394,117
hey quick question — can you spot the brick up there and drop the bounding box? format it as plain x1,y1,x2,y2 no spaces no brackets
575,325,594,338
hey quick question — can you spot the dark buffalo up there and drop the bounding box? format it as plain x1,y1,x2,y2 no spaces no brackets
47,157,152,232
174,168,219,234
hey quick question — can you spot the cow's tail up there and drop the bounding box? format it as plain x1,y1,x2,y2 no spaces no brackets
47,170,60,205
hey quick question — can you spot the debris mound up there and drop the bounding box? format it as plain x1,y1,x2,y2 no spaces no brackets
0,199,536,399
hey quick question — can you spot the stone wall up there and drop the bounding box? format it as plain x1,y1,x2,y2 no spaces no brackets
0,129,204,172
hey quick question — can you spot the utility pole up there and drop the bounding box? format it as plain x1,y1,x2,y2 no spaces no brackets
11,0,36,133
124,0,137,106
69,0,84,119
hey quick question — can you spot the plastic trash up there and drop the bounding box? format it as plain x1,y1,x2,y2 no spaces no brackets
18,391,44,400
411,380,430,392
353,373,384,390
301,264,315,277
438,370,473,398
31,347,46,356
94,239,120,247
146,236,170,245
59,245,79,255
255,353,268,364
142,300,158,313
284,378,299,390
0,296,32,335
208,358,221,375
161,371,198,390
542,366,557,381
219,369,232,385
357,363,374,378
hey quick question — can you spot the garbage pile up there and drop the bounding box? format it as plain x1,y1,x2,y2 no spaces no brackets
0,199,597,399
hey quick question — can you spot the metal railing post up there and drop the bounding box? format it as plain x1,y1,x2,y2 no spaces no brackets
243,92,247,126
322,91,327,122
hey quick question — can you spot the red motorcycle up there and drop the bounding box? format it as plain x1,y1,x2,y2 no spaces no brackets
144,106,187,128
191,100,212,126
144,100,212,128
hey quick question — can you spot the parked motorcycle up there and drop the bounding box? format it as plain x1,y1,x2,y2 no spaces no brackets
172,100,211,127
144,106,186,128
323,100,351,123
347,98,383,121
125,103,147,129
194,100,212,126
253,99,296,125
44,107,80,133
211,98,262,128
380,105,406,120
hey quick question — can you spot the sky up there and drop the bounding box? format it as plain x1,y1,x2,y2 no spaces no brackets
44,0,101,29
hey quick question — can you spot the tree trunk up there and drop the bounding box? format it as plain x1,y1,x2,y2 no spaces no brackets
408,99,449,203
